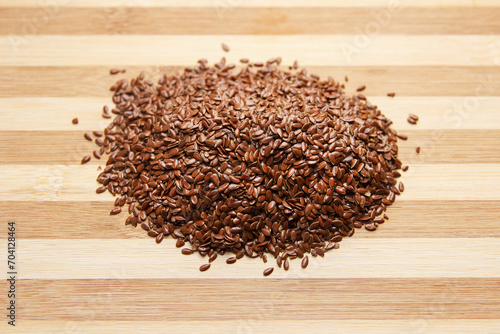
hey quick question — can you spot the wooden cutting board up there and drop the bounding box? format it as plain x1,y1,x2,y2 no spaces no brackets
1,1,500,333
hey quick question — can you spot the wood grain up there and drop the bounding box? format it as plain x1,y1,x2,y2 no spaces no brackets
2,0,500,7
0,239,498,279
3,97,500,130
3,320,500,334
3,35,500,66
1,1,500,333
0,278,497,320
1,200,500,239
1,66,500,97
1,130,498,164
1,164,499,201
2,7,499,35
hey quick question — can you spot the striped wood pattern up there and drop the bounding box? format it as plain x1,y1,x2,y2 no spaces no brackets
1,1,500,333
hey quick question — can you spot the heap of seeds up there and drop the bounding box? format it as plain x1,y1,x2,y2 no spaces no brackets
84,58,408,274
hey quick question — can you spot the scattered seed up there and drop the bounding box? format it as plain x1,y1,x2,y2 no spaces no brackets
387,92,395,97
356,85,366,92
199,263,211,272
81,155,91,164
84,58,412,274
221,43,230,52
182,248,194,255
110,207,121,215
110,69,120,75
72,118,79,124
301,256,309,269
416,147,421,154
209,253,218,263
263,267,274,276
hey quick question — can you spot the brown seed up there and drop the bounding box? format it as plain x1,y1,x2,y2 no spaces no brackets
84,133,92,141
240,58,249,63
93,150,101,159
85,58,410,275
356,85,366,92
72,118,79,124
221,43,230,52
416,147,421,154
365,224,377,231
387,92,395,97
96,186,106,194
397,134,408,141
226,257,237,264
263,267,274,276
110,207,121,215
402,165,409,172
199,263,211,272
209,253,218,263
301,256,309,269
407,117,417,125
81,155,91,164
110,68,120,75
182,248,194,255
409,113,419,121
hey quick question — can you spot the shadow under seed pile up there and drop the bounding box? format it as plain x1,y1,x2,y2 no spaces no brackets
89,58,407,274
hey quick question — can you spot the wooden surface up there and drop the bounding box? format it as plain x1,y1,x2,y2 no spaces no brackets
1,0,500,333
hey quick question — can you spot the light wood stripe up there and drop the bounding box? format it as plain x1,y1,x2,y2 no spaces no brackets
1,130,497,164
0,278,498,320
0,238,498,279
1,66,499,97
2,97,500,131
2,35,499,66
1,164,498,201
1,201,498,239
3,320,500,334
2,0,499,8
2,7,499,35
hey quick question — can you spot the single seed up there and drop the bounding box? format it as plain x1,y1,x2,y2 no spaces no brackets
221,43,230,52
416,147,421,154
199,263,211,272
226,257,237,264
72,118,79,124
110,207,121,215
263,267,274,276
356,85,366,92
387,92,396,97
110,68,120,75
81,155,91,164
209,253,218,263
182,248,194,255
84,133,92,141
301,256,309,269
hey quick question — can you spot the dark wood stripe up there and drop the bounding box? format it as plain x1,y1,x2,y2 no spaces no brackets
1,201,499,239
1,130,498,164
10,278,500,320
1,7,499,35
2,66,499,97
